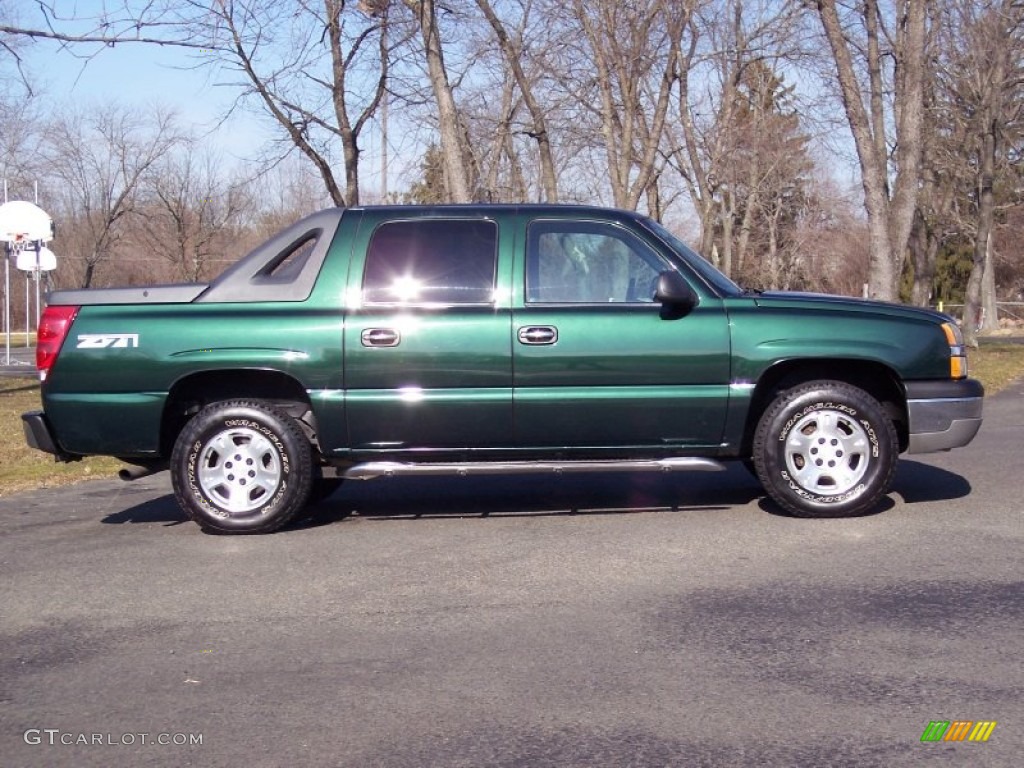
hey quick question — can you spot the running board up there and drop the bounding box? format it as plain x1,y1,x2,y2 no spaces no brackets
343,457,726,481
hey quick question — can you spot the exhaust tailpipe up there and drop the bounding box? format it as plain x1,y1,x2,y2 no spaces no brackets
118,462,168,481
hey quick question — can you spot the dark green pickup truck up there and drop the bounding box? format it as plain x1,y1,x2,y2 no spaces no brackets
22,205,983,533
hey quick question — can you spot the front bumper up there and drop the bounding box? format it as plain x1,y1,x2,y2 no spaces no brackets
905,379,984,454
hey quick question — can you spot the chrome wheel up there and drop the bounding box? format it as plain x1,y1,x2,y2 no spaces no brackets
197,426,283,514
752,380,898,518
783,408,870,496
172,400,313,534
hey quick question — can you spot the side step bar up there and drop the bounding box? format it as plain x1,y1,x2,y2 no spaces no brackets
343,457,726,481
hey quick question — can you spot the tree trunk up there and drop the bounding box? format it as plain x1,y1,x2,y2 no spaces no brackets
475,0,558,202
645,176,662,222
908,209,938,307
82,259,96,289
963,127,996,346
982,230,999,332
720,189,735,278
407,0,471,202
816,0,927,301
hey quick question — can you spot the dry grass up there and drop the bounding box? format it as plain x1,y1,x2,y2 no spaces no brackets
969,342,1024,395
2,343,1023,495
0,377,121,496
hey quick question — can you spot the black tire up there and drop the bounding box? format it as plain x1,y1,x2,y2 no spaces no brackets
752,380,898,518
170,400,313,534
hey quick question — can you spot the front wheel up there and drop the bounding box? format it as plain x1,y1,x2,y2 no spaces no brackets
170,400,313,534
752,381,898,518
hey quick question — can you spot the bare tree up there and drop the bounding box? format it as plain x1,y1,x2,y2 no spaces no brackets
475,0,558,201
565,0,693,211
669,0,806,276
814,0,928,301
249,154,338,238
401,0,472,201
3,2,400,208
907,41,963,309
44,104,181,288
137,147,252,282
199,1,398,207
938,0,1024,344
0,0,34,96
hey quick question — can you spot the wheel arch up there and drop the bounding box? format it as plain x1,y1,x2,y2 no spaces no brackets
161,369,317,458
740,359,909,457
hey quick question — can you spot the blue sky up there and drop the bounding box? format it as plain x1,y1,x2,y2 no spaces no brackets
30,36,274,163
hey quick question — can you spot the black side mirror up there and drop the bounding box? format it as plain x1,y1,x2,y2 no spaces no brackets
654,271,698,317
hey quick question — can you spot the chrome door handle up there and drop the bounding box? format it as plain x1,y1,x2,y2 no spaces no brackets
517,326,558,345
361,328,401,347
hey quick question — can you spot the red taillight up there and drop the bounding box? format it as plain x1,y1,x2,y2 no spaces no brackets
37,305,79,381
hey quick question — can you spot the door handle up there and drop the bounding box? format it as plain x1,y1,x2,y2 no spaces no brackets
517,325,558,345
361,328,401,347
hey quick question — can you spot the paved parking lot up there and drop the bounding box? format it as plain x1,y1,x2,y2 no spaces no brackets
0,346,34,377
1,382,1022,767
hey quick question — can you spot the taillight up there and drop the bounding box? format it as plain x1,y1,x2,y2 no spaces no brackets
37,305,79,382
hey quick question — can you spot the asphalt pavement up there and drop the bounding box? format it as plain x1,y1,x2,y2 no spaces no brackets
1,381,1022,767
0,344,35,377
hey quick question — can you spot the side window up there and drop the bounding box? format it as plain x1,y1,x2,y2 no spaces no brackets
526,221,668,304
264,234,318,281
363,219,497,304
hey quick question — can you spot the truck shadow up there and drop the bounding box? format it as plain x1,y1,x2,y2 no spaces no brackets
293,464,763,529
305,459,972,528
102,496,190,526
891,459,972,503
100,459,970,530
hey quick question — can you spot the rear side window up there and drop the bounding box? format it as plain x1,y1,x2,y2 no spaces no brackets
362,219,498,305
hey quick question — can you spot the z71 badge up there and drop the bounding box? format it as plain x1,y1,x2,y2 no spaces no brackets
76,333,139,349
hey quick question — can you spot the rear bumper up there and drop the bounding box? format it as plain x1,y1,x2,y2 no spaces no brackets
905,379,984,454
21,410,77,462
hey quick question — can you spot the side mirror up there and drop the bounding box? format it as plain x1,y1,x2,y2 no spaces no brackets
654,271,698,316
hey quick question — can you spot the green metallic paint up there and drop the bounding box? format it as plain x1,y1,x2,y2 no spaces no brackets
38,204,968,464
504,210,732,449
511,305,731,447
45,392,166,455
43,303,346,456
337,209,514,451
726,298,953,383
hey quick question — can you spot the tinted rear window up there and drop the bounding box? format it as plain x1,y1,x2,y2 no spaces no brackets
362,219,498,304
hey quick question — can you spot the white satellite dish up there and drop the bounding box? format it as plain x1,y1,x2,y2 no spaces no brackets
17,246,57,272
0,200,54,243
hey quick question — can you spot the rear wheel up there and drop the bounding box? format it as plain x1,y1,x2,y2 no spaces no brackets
171,400,313,534
753,380,898,517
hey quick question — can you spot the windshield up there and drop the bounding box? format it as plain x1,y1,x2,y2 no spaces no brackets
639,217,743,297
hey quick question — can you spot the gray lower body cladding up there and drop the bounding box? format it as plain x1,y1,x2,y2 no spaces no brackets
904,379,984,454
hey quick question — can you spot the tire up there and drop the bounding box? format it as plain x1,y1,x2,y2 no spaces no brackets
752,380,898,518
170,400,314,534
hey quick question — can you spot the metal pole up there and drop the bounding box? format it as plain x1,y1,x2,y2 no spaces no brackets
381,91,388,201
3,179,9,365
4,245,10,366
25,270,29,346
